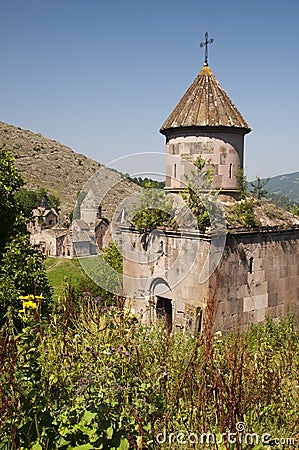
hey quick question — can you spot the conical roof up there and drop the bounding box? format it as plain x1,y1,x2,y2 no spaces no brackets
39,196,50,209
160,66,251,134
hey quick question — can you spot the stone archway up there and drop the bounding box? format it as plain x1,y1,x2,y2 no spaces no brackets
149,277,173,333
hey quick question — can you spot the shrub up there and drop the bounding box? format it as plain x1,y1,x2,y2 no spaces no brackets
0,235,52,327
228,198,261,228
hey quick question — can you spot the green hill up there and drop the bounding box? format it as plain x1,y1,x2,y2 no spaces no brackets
0,121,140,217
250,172,299,203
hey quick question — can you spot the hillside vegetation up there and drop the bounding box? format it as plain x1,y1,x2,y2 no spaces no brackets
249,172,299,203
1,293,298,449
0,121,140,217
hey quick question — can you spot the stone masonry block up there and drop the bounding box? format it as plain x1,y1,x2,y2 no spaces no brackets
243,294,268,312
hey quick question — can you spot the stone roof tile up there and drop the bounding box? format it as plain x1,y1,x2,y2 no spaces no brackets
160,66,251,134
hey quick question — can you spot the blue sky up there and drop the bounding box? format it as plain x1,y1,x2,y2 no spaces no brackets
1,0,299,180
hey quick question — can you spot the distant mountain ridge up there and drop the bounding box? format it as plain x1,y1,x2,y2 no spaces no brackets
0,121,140,217
250,172,299,203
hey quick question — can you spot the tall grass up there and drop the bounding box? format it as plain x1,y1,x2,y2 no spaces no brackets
0,286,298,449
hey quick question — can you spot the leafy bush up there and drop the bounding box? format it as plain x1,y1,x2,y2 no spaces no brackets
0,146,24,253
132,182,176,233
76,242,123,304
0,148,52,327
228,198,261,228
182,155,215,232
15,187,61,218
0,234,52,326
1,290,298,449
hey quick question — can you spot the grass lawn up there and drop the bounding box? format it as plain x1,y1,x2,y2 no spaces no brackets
45,257,88,299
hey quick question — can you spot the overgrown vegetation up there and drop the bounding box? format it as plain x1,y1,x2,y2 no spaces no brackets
129,176,165,190
182,155,216,232
131,181,176,233
250,176,269,200
1,149,299,449
15,187,61,217
0,147,52,327
227,199,261,229
1,289,298,449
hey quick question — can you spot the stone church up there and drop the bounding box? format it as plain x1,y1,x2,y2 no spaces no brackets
28,193,108,258
122,51,299,332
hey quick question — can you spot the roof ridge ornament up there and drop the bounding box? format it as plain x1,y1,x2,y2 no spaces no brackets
200,32,214,67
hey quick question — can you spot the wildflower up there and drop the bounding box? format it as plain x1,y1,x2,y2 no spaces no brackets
83,291,91,296
124,351,130,361
22,300,38,310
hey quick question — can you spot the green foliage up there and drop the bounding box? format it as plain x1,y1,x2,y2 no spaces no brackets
1,299,298,448
36,188,60,213
0,234,52,326
15,187,61,220
45,257,89,300
236,167,248,200
0,149,53,326
103,242,123,274
250,176,269,199
45,244,123,307
182,155,215,231
265,192,293,211
129,176,165,189
0,146,24,253
228,198,261,228
132,181,175,233
15,187,40,218
77,243,123,304
291,203,299,217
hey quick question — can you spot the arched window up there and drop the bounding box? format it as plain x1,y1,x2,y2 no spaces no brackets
174,163,177,179
229,163,233,179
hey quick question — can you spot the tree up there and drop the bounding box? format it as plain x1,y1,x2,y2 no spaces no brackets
15,188,39,218
0,146,24,254
0,147,52,326
251,176,269,199
235,168,248,200
0,235,53,326
182,155,214,231
77,242,123,305
36,188,61,212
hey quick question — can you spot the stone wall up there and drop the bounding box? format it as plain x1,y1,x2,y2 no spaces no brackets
165,130,245,194
214,229,299,329
123,227,299,332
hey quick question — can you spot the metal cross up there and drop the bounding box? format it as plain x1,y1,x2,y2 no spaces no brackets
200,32,214,66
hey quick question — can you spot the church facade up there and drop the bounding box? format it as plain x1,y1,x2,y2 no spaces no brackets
122,60,299,332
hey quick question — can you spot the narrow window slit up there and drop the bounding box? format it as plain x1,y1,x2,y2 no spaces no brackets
249,257,254,274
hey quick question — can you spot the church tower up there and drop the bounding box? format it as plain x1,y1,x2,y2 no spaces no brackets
160,35,251,199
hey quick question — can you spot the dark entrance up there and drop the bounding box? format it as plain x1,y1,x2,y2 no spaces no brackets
156,296,173,333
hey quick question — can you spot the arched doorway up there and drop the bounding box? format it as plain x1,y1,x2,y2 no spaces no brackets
149,277,173,333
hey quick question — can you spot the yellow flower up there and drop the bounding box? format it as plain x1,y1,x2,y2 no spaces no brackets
19,294,43,303
22,300,38,310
